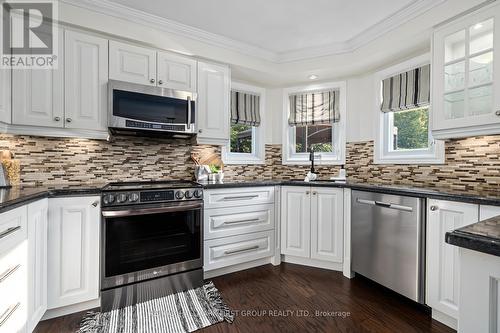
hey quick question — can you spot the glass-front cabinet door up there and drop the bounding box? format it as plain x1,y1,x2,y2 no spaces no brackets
432,3,500,138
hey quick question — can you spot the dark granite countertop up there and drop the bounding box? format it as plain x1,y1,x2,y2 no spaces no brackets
446,216,500,257
0,183,105,214
2,178,500,215
200,179,500,206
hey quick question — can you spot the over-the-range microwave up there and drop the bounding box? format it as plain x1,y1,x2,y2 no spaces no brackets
108,80,197,138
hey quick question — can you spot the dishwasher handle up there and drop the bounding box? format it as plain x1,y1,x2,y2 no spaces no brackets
356,198,413,212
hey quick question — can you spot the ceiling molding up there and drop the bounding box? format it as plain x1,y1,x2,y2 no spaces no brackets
60,0,446,63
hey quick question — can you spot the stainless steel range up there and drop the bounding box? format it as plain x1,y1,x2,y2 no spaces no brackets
100,181,203,311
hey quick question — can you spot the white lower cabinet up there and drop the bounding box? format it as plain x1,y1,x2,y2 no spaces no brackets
281,186,344,264
203,187,276,274
479,204,500,220
47,196,100,310
0,206,28,333
27,199,48,332
426,199,479,328
204,230,274,271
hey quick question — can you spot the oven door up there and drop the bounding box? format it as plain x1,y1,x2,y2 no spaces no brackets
108,80,196,133
101,201,203,290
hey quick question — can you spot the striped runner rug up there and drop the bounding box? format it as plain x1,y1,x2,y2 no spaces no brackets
78,282,234,333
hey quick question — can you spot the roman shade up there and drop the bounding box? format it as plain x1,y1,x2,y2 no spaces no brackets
231,91,261,126
381,64,430,113
288,90,340,126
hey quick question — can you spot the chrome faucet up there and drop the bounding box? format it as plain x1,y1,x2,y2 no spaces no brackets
309,148,315,174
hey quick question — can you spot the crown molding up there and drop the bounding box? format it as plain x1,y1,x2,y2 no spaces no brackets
60,0,445,64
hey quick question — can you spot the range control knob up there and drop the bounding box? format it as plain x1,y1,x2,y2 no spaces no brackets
175,191,185,199
103,194,115,205
117,193,128,203
194,190,202,198
185,190,194,199
129,193,139,202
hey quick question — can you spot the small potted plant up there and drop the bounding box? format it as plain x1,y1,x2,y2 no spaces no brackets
208,164,224,183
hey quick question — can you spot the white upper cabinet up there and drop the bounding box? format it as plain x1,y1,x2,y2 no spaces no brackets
109,40,157,86
47,196,100,310
432,2,500,139
426,199,478,321
310,188,344,263
0,68,11,124
157,51,197,91
65,30,108,131
196,61,230,145
12,30,63,128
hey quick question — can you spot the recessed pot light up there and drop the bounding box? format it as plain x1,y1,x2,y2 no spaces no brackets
308,74,318,80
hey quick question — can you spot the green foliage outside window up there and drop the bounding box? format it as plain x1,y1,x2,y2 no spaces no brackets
392,108,429,150
230,124,253,153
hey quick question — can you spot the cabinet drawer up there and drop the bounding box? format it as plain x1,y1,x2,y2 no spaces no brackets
204,187,274,209
204,204,274,240
0,243,27,333
204,231,274,271
0,206,27,255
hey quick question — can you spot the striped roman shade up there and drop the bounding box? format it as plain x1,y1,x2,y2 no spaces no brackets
231,91,261,126
381,64,430,113
288,90,340,126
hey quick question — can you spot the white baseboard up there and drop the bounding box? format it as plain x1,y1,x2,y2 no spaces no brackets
42,299,100,321
282,255,343,271
431,309,457,330
203,257,273,279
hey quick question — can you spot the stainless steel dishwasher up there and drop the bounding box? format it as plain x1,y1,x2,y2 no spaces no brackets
351,190,425,303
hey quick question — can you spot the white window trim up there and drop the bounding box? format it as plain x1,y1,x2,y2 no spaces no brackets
374,53,445,165
222,81,266,165
282,81,346,165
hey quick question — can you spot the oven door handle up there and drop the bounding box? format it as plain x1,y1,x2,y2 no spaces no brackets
102,202,203,218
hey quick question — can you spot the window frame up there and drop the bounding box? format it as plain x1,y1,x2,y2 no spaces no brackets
222,82,266,165
282,81,346,165
374,53,445,165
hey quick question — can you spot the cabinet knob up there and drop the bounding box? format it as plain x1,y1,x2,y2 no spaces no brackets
306,191,310,195
54,117,60,122
91,200,99,207
430,205,439,211
495,110,500,116
150,79,155,84
198,129,203,134
312,192,317,195
158,80,163,85
66,118,72,123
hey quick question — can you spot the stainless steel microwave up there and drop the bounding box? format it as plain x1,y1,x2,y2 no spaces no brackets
108,80,197,137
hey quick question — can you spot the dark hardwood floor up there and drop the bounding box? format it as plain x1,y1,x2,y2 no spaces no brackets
35,263,454,333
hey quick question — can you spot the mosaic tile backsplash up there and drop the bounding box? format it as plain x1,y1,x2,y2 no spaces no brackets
1,134,499,192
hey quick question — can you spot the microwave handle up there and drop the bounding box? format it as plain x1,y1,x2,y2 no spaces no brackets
187,96,192,128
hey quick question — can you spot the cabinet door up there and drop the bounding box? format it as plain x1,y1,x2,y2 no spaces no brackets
12,30,63,128
479,204,500,220
280,186,310,258
109,41,156,86
0,68,11,124
27,199,48,332
426,199,478,319
432,3,500,137
310,187,343,262
196,61,230,145
157,51,196,91
47,196,100,309
65,30,108,131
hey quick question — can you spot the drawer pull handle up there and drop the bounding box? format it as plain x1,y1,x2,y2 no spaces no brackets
224,245,259,255
0,226,21,240
224,218,260,225
0,303,20,327
0,265,20,284
221,195,259,201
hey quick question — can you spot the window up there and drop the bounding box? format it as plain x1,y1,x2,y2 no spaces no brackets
222,82,265,165
283,82,346,165
375,54,444,164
